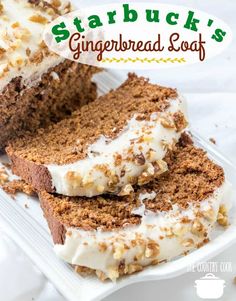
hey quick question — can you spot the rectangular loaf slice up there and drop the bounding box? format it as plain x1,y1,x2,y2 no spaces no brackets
38,135,230,281
0,0,98,149
7,74,188,197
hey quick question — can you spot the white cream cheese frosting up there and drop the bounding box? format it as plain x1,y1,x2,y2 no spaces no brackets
47,96,187,197
54,181,232,281
0,0,71,91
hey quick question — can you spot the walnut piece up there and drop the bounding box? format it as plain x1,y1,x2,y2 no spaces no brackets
29,14,48,24
217,205,229,227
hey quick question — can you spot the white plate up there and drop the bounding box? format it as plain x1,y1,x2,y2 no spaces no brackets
0,72,236,301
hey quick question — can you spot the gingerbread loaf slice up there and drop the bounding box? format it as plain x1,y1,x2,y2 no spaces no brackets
7,74,188,197
0,0,98,149
39,136,231,281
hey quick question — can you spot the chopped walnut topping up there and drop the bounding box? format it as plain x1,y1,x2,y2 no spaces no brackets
161,139,170,151
82,174,94,188
11,57,24,68
197,238,210,248
0,3,4,14
107,174,119,191
96,270,108,281
128,176,138,185
63,2,72,14
202,207,215,222
125,263,143,275
29,50,44,64
94,164,110,177
0,47,6,58
75,266,94,277
160,115,176,129
118,184,134,196
138,160,167,186
153,159,168,176
118,260,125,274
151,259,159,266
134,251,144,261
181,238,194,247
191,219,205,236
11,22,20,28
13,27,31,42
107,268,119,281
120,168,126,178
143,135,153,143
29,14,48,24
146,149,157,160
96,184,105,193
181,217,192,224
98,242,107,252
66,171,82,186
45,7,56,17
114,153,122,167
113,243,125,260
10,39,21,51
165,227,174,238
173,112,188,132
134,153,146,166
2,15,8,21
145,240,160,258
217,205,229,227
39,40,48,50
146,163,155,174
67,231,72,237
138,170,153,186
1,30,10,43
51,0,62,8
0,167,9,186
26,48,31,57
172,223,187,236
0,63,8,77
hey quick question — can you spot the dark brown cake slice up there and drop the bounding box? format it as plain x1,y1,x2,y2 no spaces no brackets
38,136,230,281
7,74,187,197
0,0,98,149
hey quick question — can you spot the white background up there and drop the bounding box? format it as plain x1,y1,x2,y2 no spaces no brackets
0,0,236,300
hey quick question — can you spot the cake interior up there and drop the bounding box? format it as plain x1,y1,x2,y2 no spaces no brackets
7,74,178,165
1,60,97,149
39,135,224,232
0,0,99,149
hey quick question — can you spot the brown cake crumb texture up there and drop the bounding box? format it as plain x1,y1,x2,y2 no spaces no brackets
39,134,225,235
7,73,179,165
3,179,35,196
209,137,216,145
74,264,145,281
0,60,97,149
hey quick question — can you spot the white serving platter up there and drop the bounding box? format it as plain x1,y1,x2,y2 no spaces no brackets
0,71,236,301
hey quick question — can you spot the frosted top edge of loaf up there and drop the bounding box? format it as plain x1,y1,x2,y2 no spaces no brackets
0,0,72,91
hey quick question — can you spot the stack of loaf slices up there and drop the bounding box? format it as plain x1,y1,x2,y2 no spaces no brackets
5,73,231,281
0,0,98,150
